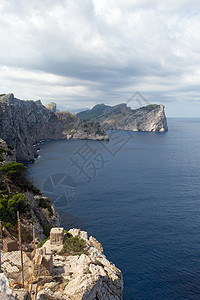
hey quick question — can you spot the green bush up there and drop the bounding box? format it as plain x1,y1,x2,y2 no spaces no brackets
0,162,26,181
0,148,6,154
39,198,53,217
8,145,14,150
0,162,41,194
37,236,50,248
0,193,28,224
43,224,52,237
59,235,87,256
64,230,72,238
6,150,13,156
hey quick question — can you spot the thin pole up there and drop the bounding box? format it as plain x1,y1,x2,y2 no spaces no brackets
33,225,36,257
0,221,1,273
0,221,3,251
17,211,24,287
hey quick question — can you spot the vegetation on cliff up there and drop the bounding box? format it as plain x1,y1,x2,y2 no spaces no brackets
0,142,59,239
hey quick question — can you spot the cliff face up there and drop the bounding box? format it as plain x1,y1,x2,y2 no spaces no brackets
0,138,60,241
0,94,108,161
35,228,123,300
77,103,168,132
0,140,123,299
2,228,123,300
0,94,64,161
0,138,16,166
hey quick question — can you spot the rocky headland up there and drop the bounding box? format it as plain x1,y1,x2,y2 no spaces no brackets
0,94,108,161
0,139,123,299
77,103,168,132
1,228,123,300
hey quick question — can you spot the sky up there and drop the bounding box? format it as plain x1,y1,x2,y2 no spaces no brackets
0,0,200,117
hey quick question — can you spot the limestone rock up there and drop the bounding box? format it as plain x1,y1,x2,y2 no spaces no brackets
46,102,57,112
0,138,16,166
33,248,53,280
38,228,123,299
68,228,80,237
50,228,64,245
12,288,31,300
77,103,168,132
89,236,103,253
0,94,108,161
0,274,14,299
2,227,122,299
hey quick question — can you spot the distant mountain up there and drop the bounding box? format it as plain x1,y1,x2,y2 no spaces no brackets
77,103,168,132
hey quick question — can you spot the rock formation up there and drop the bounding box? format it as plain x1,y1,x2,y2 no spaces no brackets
0,273,15,300
1,228,123,299
77,103,168,132
46,102,57,112
0,138,60,242
0,94,108,161
0,138,16,166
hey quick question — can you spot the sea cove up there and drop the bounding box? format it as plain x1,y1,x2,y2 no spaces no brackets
27,118,200,300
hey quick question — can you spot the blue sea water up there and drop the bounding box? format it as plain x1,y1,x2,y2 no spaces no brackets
27,118,200,300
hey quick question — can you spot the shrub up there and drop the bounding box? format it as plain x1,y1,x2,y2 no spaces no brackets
0,193,28,225
43,224,52,237
0,148,6,154
8,145,14,150
0,162,26,181
37,236,50,248
6,150,13,156
39,198,53,217
59,235,87,256
64,230,72,238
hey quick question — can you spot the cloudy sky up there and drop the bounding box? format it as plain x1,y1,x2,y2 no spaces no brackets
0,0,200,117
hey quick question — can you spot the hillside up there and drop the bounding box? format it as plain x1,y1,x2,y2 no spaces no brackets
77,103,168,132
0,138,59,242
0,94,108,161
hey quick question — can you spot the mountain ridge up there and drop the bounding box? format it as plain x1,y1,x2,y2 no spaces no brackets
77,103,168,132
0,94,108,161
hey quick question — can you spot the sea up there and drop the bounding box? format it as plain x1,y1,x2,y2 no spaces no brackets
27,118,200,300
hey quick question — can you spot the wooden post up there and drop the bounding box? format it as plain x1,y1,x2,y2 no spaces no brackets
17,211,24,287
33,225,36,257
0,221,3,251
0,221,1,273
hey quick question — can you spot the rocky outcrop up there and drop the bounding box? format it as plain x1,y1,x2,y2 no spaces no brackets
46,102,57,112
1,228,123,299
69,120,109,141
0,138,16,166
0,139,60,242
0,274,15,300
77,103,168,132
0,94,64,161
0,94,108,161
35,228,123,299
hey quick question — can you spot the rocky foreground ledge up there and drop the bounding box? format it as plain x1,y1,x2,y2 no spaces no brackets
0,228,123,300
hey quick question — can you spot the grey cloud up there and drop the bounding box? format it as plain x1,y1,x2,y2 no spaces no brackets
0,0,200,116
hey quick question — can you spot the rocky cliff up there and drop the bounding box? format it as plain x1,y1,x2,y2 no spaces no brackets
0,140,122,299
1,228,123,300
0,138,60,242
0,94,108,161
77,103,168,132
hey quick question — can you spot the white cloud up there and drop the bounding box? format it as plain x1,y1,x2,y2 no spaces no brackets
0,0,200,116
